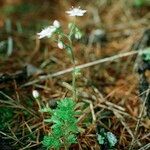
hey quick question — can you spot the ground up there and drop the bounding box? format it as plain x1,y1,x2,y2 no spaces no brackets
0,0,150,150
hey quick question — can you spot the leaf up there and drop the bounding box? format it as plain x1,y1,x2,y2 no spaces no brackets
107,132,117,147
142,47,150,61
43,135,61,150
52,124,63,137
65,45,72,56
66,134,77,144
52,138,61,149
42,98,79,149
97,133,105,145
42,135,54,148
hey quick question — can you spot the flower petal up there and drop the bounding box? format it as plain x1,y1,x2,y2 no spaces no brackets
66,7,86,17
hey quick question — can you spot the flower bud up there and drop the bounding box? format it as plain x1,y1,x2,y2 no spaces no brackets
75,32,82,39
53,20,60,28
58,41,64,49
32,90,39,99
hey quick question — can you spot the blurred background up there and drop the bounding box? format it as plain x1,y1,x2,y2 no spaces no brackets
0,0,149,62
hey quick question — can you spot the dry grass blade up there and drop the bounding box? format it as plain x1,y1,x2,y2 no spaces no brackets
22,50,139,87
129,89,150,150
138,143,150,150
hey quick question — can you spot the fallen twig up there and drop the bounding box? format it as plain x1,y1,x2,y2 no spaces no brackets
22,50,140,87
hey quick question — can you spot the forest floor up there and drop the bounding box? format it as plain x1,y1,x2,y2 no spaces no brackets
0,0,150,150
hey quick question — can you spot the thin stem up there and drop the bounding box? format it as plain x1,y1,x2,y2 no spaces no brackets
64,146,68,150
68,22,77,101
72,60,76,101
68,38,77,101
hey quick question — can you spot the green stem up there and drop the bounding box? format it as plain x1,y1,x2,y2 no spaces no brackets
72,57,76,101
64,145,68,150
69,41,76,101
62,22,77,101
69,22,77,101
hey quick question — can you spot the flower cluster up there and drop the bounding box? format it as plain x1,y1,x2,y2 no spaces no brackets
37,6,86,42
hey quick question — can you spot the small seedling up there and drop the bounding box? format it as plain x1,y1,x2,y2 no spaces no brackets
97,128,117,150
142,47,150,62
42,98,79,150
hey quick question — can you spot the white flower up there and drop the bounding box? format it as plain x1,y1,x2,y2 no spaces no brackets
53,20,60,28
37,26,54,39
32,90,39,99
37,20,60,39
66,6,86,17
58,41,64,49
